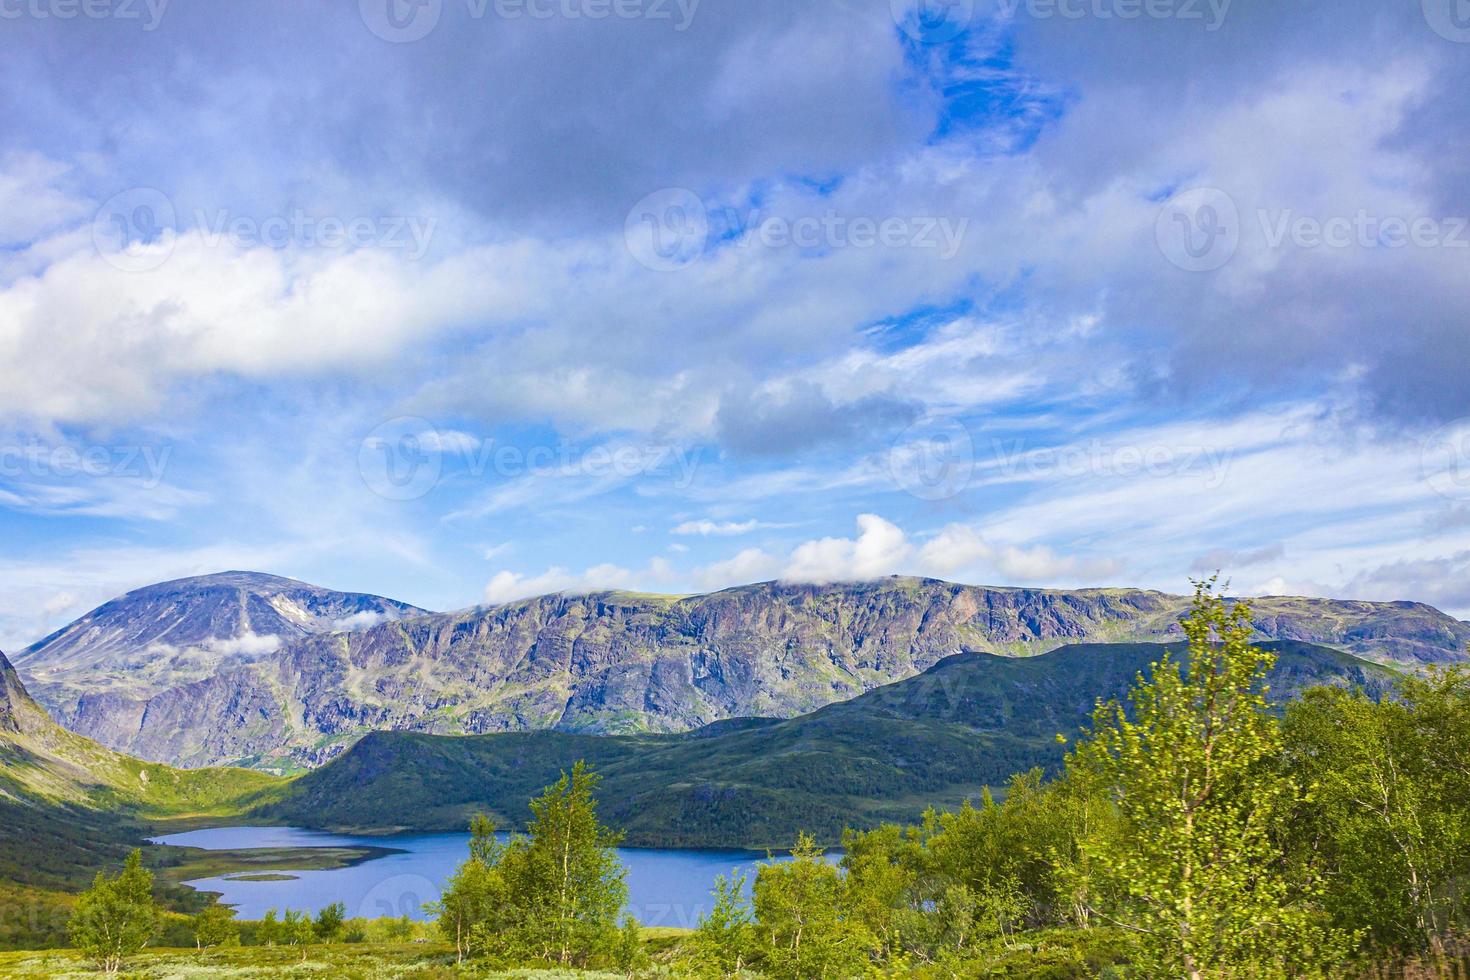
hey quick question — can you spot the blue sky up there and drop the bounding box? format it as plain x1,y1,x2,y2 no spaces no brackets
2,0,1470,649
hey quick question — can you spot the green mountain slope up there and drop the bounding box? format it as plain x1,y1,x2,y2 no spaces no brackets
258,640,1397,848
0,650,282,896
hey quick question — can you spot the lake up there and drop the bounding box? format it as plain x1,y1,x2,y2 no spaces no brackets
152,826,799,928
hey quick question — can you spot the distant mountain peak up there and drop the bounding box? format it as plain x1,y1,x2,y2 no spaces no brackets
15,572,431,725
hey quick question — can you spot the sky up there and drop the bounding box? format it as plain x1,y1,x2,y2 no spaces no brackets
2,0,1470,650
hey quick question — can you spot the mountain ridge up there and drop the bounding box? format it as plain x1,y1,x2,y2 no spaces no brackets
18,574,1469,771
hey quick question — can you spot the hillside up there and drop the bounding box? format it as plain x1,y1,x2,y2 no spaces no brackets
16,571,427,728
26,576,1464,771
0,650,281,906
257,640,1398,848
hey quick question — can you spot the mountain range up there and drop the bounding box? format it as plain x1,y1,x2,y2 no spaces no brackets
15,571,1470,771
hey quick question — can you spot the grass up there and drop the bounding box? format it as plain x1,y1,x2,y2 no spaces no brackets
0,943,640,978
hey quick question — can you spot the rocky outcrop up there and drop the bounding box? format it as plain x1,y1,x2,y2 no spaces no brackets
0,650,50,736
30,576,1469,770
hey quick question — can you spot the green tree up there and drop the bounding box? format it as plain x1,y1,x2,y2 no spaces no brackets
282,909,314,961
1283,669,1470,953
257,908,281,946
429,815,504,962
313,901,345,942
612,915,646,976
1070,580,1347,978
445,763,628,967
67,849,159,975
191,903,239,950
751,832,876,979
493,761,628,966
689,871,755,977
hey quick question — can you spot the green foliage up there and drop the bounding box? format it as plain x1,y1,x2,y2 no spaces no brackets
1070,580,1350,978
257,908,280,946
749,832,876,979
313,901,345,942
612,915,647,975
280,909,315,961
66,849,159,975
435,762,631,969
191,902,239,949
1282,667,1470,953
428,814,505,962
688,871,755,977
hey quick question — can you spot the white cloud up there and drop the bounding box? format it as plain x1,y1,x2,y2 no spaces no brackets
331,610,396,632
782,514,913,584
203,632,282,658
917,523,1121,584
483,557,676,606
672,519,786,536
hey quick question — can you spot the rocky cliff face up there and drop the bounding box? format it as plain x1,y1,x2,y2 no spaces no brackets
16,571,427,727
0,650,50,736
31,576,1470,770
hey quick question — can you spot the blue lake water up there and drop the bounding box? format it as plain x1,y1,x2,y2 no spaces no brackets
152,826,797,928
